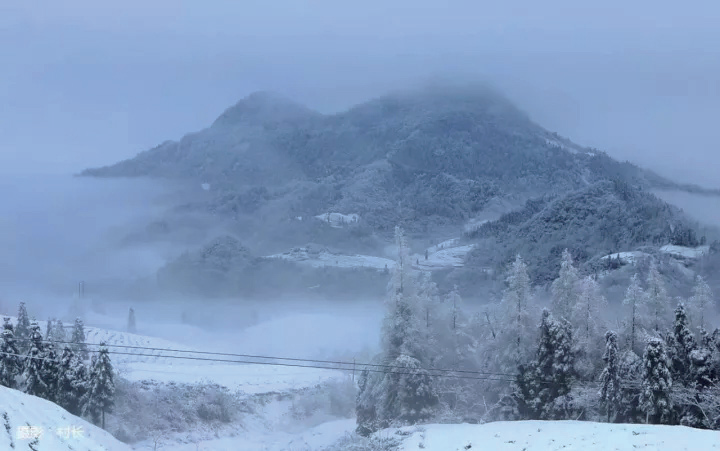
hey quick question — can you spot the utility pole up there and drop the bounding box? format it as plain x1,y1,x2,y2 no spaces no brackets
78,281,85,299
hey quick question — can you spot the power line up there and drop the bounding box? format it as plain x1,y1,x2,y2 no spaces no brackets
0,348,515,382
15,337,519,379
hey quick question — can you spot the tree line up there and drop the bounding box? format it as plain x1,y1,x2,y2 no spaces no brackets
356,229,720,435
0,302,115,429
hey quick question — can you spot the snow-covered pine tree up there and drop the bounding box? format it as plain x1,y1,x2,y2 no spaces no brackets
617,350,644,423
356,226,437,434
669,304,697,386
71,318,89,360
127,308,136,333
551,249,579,320
22,321,48,398
515,309,574,420
45,318,54,341
599,331,622,422
501,255,534,367
355,368,376,436
432,287,482,418
70,353,89,416
82,343,115,429
640,338,673,424
56,346,84,416
689,275,714,331
623,274,648,355
572,275,607,379
646,262,671,334
40,342,60,403
52,319,67,343
15,302,31,351
0,317,21,388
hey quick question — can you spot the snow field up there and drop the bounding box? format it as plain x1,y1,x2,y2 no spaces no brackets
390,421,720,451
0,385,129,451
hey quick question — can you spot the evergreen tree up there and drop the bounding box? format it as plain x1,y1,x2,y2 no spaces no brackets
617,350,644,424
127,308,137,333
501,255,534,366
599,331,622,422
22,321,48,398
45,318,54,341
669,304,697,386
640,338,673,424
623,274,648,354
52,319,67,343
355,368,376,436
56,346,85,416
41,343,60,403
688,275,714,331
646,263,671,334
515,310,574,420
82,344,115,429
551,249,579,320
71,318,89,360
0,318,21,388
356,227,437,434
15,302,31,351
572,275,607,378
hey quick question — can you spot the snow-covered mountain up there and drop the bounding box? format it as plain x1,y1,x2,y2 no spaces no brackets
0,385,129,450
82,84,713,240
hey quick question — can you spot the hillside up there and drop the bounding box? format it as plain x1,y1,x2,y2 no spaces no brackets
81,84,699,239
0,385,129,450
462,179,701,283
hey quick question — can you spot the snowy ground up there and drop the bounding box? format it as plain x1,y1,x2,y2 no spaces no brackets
0,385,129,451
600,251,648,265
314,212,360,228
383,421,720,451
660,244,709,259
131,418,355,451
414,244,475,270
267,236,475,273
266,247,396,270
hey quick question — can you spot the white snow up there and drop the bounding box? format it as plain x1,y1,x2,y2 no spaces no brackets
133,418,355,451
546,137,578,154
314,212,360,228
413,238,474,270
660,244,709,259
119,361,343,394
0,385,129,450
82,325,348,394
416,244,474,270
384,420,720,451
599,251,647,265
267,247,395,270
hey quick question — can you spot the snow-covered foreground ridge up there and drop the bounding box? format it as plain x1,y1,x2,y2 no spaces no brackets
0,385,129,451
379,421,720,451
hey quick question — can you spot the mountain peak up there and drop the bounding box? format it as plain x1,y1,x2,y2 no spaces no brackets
212,91,318,128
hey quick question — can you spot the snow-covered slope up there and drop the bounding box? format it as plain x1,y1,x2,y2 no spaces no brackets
266,247,395,270
660,244,709,259
0,385,129,451
381,421,720,451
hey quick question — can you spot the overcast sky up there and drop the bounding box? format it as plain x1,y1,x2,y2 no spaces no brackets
2,1,720,186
